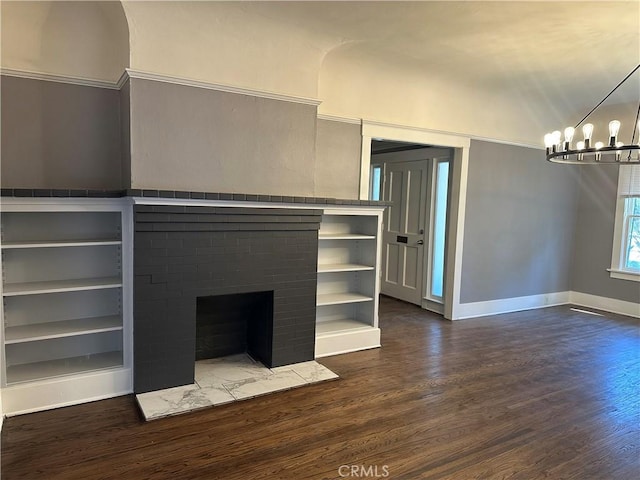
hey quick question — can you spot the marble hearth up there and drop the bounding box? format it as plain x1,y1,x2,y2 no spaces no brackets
136,354,338,420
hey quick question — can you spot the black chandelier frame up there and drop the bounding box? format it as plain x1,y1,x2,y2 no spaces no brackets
545,64,640,165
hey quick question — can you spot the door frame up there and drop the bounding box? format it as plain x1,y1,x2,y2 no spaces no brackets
360,121,470,320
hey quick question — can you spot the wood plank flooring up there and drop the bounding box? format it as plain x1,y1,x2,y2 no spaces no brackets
2,297,639,479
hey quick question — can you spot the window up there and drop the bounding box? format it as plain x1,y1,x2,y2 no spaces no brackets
611,165,640,281
429,159,450,300
370,164,382,201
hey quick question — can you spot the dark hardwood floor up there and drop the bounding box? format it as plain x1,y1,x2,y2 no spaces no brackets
2,296,639,479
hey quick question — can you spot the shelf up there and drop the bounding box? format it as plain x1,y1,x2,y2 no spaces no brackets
6,351,124,384
316,318,373,335
5,316,122,344
317,263,375,273
317,292,374,306
318,233,376,240
3,277,122,296
1,239,121,249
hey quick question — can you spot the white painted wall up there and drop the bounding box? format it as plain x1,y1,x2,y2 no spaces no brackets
318,46,560,147
0,1,129,82
121,1,332,99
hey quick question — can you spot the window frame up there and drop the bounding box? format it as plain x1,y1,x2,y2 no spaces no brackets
609,166,640,282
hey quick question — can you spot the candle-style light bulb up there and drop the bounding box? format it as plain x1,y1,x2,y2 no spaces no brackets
544,133,555,156
576,141,585,161
564,127,575,150
551,130,561,152
544,133,554,149
582,123,594,149
608,120,621,146
595,141,604,161
616,141,624,162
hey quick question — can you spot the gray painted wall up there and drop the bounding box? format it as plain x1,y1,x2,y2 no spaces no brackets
129,78,318,196
460,140,579,303
120,79,131,189
571,166,639,303
314,119,361,199
1,76,122,189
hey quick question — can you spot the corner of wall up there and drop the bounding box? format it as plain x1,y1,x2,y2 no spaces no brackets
569,291,640,318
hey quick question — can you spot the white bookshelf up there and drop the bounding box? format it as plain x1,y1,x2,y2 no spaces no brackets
6,351,124,384
315,208,383,357
317,292,374,306
5,315,122,343
0,199,133,415
3,277,123,296
1,239,121,249
317,263,374,273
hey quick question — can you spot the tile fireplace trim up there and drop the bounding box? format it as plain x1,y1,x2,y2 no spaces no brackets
0,189,391,208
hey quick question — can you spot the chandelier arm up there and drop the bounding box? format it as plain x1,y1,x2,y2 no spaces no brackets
631,102,640,145
573,64,640,129
627,102,640,161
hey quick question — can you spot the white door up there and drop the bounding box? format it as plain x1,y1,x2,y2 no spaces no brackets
381,159,429,305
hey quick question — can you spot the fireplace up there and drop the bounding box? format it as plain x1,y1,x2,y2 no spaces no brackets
195,291,274,364
133,205,322,394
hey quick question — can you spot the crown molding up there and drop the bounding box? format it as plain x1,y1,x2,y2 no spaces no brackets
125,69,322,106
317,113,361,125
0,68,120,90
116,70,130,90
0,67,322,106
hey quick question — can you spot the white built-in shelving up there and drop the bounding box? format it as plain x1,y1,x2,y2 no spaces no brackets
0,200,132,415
315,208,383,357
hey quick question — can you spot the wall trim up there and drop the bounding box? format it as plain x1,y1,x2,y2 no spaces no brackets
454,292,571,320
0,68,323,106
569,291,640,318
317,113,361,125
362,119,540,150
125,69,322,106
0,67,121,90
450,290,638,320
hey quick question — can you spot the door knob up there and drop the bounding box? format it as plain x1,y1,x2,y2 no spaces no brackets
417,240,424,245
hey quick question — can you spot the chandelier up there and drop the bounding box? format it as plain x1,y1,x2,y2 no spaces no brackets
545,64,640,164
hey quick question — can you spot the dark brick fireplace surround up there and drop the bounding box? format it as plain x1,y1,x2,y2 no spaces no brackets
133,205,322,394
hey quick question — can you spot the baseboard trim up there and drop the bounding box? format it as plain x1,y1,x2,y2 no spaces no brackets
453,290,638,320
569,291,639,318
1,368,132,416
454,292,571,320
315,328,381,358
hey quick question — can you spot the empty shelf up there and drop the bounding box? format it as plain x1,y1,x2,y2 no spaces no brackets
3,277,122,296
317,263,375,273
1,239,121,249
6,351,124,384
5,316,123,344
316,319,373,335
318,233,376,240
316,292,373,306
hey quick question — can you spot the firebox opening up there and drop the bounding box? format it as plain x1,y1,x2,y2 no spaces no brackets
196,291,274,367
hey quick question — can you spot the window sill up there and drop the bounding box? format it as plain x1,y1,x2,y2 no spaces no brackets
608,268,640,282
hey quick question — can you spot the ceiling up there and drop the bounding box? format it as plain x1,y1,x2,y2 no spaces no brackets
244,0,640,113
